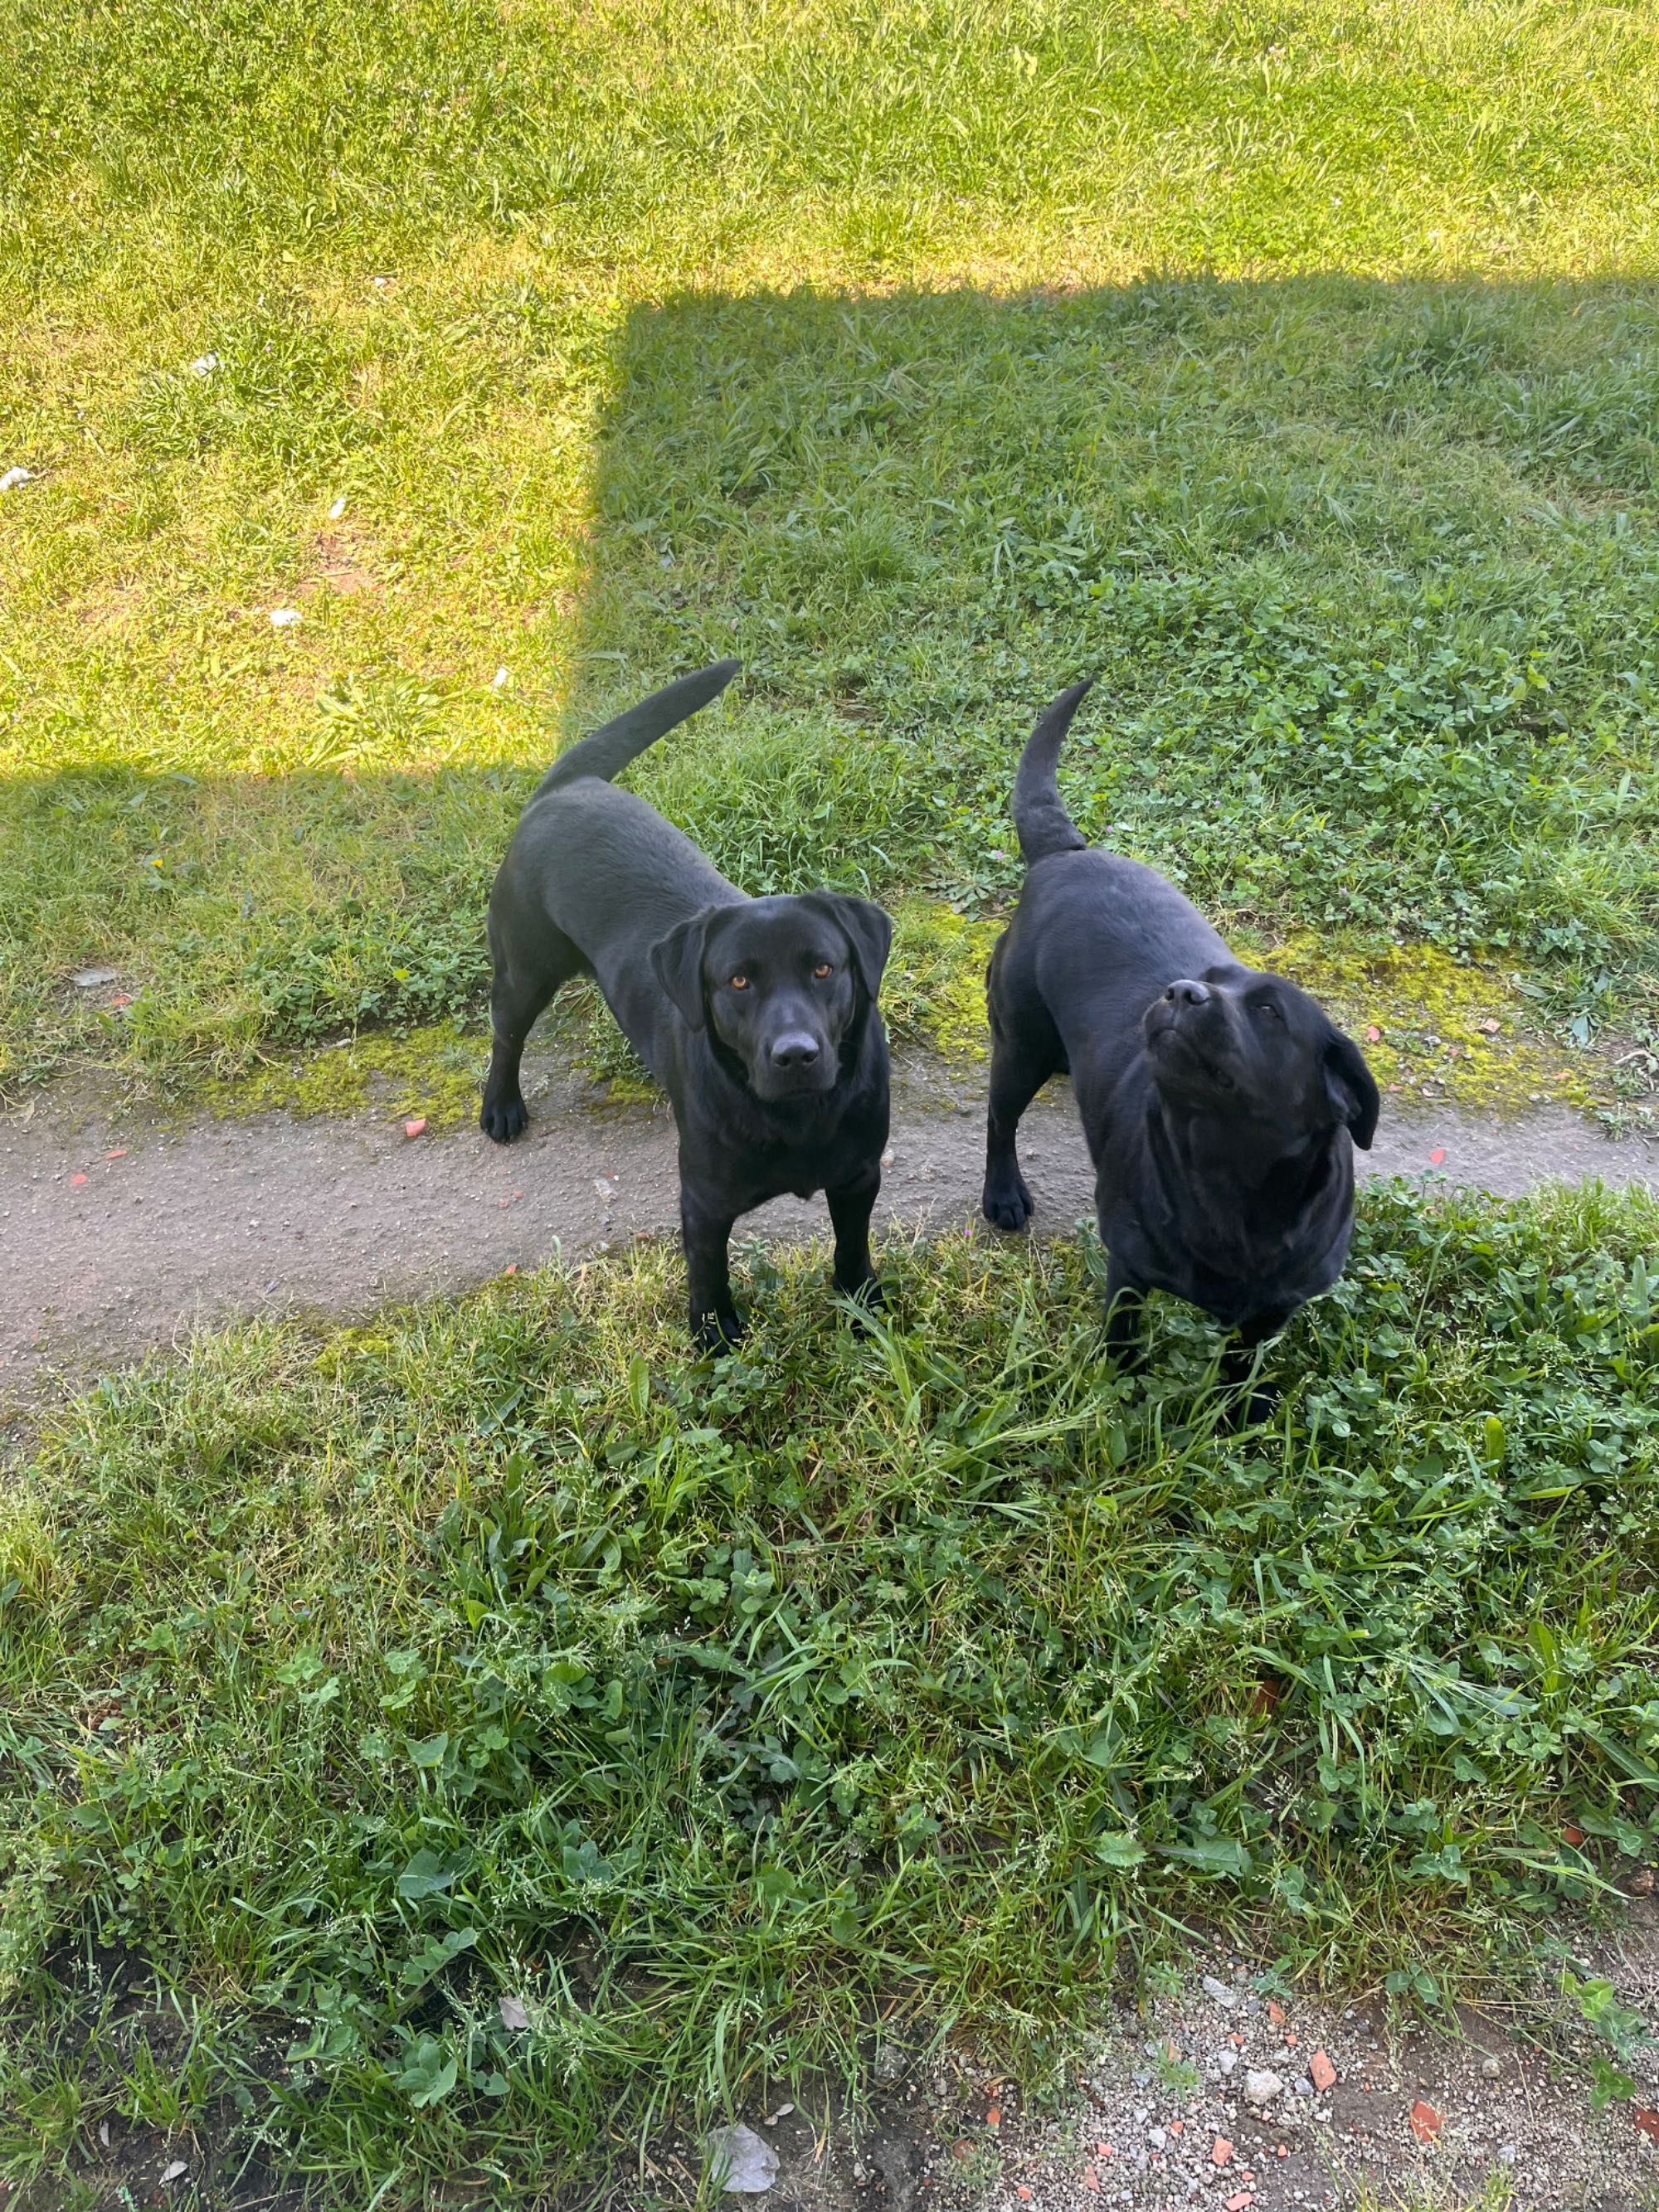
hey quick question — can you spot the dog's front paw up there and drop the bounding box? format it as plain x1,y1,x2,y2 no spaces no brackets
692,1308,746,1354
1243,1382,1280,1426
479,1091,529,1144
1215,1346,1281,1427
981,1172,1034,1233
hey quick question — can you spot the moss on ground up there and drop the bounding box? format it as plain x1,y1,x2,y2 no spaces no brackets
191,915,1621,1130
886,900,1004,1062
201,1023,487,1128
1261,936,1607,1115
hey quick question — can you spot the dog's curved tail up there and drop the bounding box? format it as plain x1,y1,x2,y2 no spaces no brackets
533,659,741,796
1011,678,1094,863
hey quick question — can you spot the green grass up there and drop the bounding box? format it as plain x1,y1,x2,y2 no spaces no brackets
4,0,1659,1100
6,7,1659,2203
3,1183,1659,2203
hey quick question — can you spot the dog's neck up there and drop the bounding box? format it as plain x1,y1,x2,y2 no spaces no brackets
1147,1098,1340,1215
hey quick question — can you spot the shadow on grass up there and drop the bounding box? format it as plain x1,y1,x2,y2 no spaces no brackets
3,275,1657,1094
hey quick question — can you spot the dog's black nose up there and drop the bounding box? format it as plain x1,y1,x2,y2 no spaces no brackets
1165,979,1210,1007
770,1033,821,1069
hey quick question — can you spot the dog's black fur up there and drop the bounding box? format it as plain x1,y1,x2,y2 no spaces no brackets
481,662,893,1346
982,681,1379,1377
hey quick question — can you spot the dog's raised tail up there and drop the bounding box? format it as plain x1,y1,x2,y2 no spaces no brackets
534,659,741,795
1011,678,1094,863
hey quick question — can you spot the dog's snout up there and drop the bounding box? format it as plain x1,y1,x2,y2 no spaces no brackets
770,1032,821,1070
1164,979,1210,1008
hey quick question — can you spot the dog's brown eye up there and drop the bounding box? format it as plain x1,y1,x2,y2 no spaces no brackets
813,962,833,979
730,974,749,990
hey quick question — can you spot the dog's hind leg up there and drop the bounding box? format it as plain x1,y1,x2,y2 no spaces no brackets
827,1171,882,1314
981,1015,1059,1232
479,904,583,1143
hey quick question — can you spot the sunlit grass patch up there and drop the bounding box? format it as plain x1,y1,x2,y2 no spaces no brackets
4,5,1659,1105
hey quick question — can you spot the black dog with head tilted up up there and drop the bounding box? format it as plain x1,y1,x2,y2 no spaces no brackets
482,662,893,1347
982,681,1379,1376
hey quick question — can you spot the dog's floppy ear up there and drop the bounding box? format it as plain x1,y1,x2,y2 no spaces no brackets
649,909,718,1031
1326,1028,1380,1150
803,893,894,1001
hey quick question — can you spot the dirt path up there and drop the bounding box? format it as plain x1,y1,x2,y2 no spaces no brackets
3,1050,1654,1397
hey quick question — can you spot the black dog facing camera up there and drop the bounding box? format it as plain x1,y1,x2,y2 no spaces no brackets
481,662,893,1347
983,680,1379,1385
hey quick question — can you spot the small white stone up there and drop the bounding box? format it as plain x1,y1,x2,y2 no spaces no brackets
1148,2126,1167,2150
270,607,302,628
1245,2069,1284,2109
1217,2049,1238,2075
498,1995,529,2030
188,353,219,376
0,465,31,492
493,665,510,688
161,2163,189,2185
1202,1976,1237,2009
329,496,348,520
707,2123,778,2194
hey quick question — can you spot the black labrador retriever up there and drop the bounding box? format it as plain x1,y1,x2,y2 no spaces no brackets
982,680,1379,1380
481,661,893,1347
